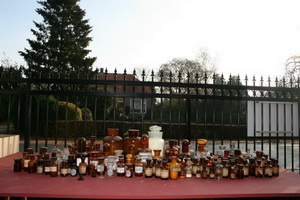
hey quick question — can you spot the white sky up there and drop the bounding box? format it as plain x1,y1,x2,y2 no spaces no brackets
1,0,300,80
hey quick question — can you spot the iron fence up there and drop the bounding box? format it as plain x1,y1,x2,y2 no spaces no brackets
0,69,299,173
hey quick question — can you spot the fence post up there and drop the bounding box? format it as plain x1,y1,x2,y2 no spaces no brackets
24,79,32,151
186,98,191,141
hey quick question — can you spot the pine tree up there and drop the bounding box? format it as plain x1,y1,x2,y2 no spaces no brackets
19,0,96,79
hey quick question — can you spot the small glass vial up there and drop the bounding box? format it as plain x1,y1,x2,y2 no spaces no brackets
249,158,256,176
23,153,30,172
144,159,153,178
134,158,144,177
243,159,249,177
222,159,229,178
195,168,201,178
117,157,125,177
209,167,215,179
202,166,208,179
36,159,44,174
14,158,22,172
50,157,58,177
185,158,192,178
192,158,199,176
160,160,169,180
215,159,223,180
125,164,133,178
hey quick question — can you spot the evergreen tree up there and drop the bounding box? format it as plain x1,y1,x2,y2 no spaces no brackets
19,0,96,79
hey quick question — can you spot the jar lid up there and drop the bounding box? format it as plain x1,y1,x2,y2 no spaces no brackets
149,125,162,132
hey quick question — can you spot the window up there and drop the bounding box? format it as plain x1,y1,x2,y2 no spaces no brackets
130,99,146,114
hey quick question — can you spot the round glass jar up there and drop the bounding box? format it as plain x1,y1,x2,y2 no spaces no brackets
103,128,123,156
148,126,164,156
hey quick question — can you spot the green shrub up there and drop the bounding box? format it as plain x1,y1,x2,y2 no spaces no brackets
57,101,82,120
81,107,93,120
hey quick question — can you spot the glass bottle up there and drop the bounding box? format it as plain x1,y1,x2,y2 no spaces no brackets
264,160,273,178
103,143,111,157
272,159,279,177
27,148,33,155
88,135,97,151
125,164,133,178
243,159,249,177
195,168,201,178
192,158,199,176
77,137,87,153
209,167,215,179
152,159,157,175
180,139,191,159
28,155,36,173
23,153,30,172
60,160,68,177
179,164,186,178
160,160,169,180
124,129,141,155
237,164,244,179
44,159,51,175
202,166,208,179
197,139,207,158
103,128,123,156
229,166,236,180
14,158,22,172
36,159,44,174
153,150,162,160
164,140,179,158
137,134,152,164
79,157,87,175
215,159,223,180
97,157,105,179
144,159,153,178
117,157,125,177
222,159,229,178
185,158,192,178
255,159,264,178
169,156,180,180
134,158,144,177
155,159,162,178
50,157,58,177
70,163,78,177
249,158,256,176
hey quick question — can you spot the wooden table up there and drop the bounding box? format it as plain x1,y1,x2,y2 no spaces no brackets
1,153,300,199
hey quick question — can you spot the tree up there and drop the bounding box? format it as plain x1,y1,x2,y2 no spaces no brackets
283,56,300,87
19,0,96,79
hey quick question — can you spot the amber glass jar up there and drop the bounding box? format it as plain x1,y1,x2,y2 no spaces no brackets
124,129,141,155
144,159,153,178
44,159,51,175
36,159,44,174
160,160,169,180
197,139,207,152
164,140,179,158
14,158,22,172
103,128,123,156
117,158,125,177
137,134,152,153
180,139,191,159
23,153,30,172
155,159,162,178
60,160,68,177
134,158,143,176
125,164,133,178
272,159,279,177
28,155,36,173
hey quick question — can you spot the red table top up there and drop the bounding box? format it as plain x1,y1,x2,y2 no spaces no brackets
1,153,300,199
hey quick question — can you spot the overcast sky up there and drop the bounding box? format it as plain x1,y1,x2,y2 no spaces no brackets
1,0,300,80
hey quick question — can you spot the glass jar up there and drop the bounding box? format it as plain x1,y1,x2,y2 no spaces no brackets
14,158,22,172
249,158,256,176
255,159,264,178
180,139,191,159
243,159,249,177
70,163,78,177
169,156,180,180
185,158,192,178
79,157,87,175
237,164,244,179
192,158,199,176
103,128,123,156
39,146,48,155
164,140,179,158
97,157,105,179
137,134,152,164
264,160,273,177
124,129,141,155
148,125,164,156
60,160,68,177
222,159,229,178
153,150,162,160
155,159,162,178
179,164,186,178
23,153,30,172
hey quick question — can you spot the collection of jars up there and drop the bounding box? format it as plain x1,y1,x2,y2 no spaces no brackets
13,127,280,180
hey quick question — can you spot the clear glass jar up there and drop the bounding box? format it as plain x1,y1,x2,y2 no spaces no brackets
148,125,164,156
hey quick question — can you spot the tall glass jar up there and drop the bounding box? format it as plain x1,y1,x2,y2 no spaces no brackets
180,139,191,159
148,125,164,156
124,129,141,155
103,128,123,156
